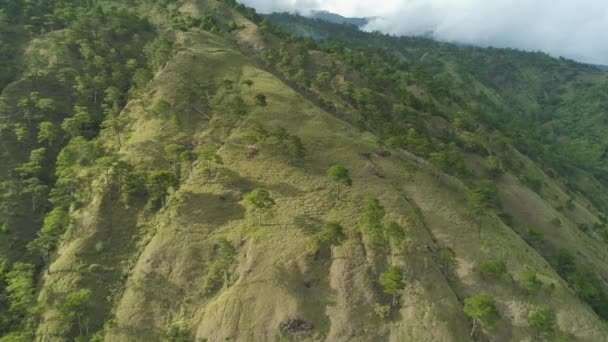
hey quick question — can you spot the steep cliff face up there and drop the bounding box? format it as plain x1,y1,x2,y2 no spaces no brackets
2,1,608,341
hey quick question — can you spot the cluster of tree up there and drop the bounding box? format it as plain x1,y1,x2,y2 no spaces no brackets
467,179,501,227
203,239,237,294
0,2,176,339
358,197,407,252
242,124,306,166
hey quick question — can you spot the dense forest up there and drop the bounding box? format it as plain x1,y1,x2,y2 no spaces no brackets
0,0,607,341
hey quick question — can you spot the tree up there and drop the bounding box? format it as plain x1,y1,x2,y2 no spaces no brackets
22,177,48,212
15,147,46,179
145,170,178,208
318,222,345,247
360,197,385,244
37,121,57,146
217,239,236,290
555,248,576,278
529,308,555,337
61,106,92,137
27,207,70,272
242,79,254,90
5,263,35,318
254,93,267,110
60,289,92,337
164,144,185,177
244,188,275,226
468,179,500,232
195,146,223,177
326,165,351,200
379,266,404,306
285,135,305,166
463,294,500,336
101,107,128,148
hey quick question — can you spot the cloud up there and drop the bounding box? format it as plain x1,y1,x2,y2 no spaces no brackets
240,0,608,64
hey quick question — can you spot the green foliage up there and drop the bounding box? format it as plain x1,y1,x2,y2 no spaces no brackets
569,267,608,319
254,93,267,108
203,239,236,294
37,121,57,145
326,165,352,200
374,303,391,319
195,146,224,176
59,289,92,337
165,323,192,342
5,263,35,318
468,179,500,219
463,294,500,328
164,143,186,175
386,222,406,246
429,143,466,175
529,308,555,337
518,175,543,193
284,135,306,166
526,227,546,247
484,156,504,177
145,170,178,208
144,37,174,71
518,270,542,294
379,266,404,298
61,106,92,138
244,189,275,226
359,197,385,244
318,222,345,246
27,207,70,265
555,249,576,278
477,259,507,279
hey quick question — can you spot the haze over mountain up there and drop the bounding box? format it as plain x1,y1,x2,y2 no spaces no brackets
241,0,608,65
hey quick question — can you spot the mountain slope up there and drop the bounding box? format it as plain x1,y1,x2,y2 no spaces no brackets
1,1,608,341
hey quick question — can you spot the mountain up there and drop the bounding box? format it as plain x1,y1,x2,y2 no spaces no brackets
307,10,369,27
591,64,608,71
1,1,608,341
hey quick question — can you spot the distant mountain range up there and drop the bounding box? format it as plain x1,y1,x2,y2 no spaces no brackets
307,10,369,27
591,64,608,71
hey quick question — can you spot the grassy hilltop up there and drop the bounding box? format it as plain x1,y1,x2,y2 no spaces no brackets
0,1,608,341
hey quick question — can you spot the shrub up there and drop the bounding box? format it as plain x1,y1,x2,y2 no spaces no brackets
478,259,507,279
529,308,555,336
464,294,500,335
484,156,504,177
374,303,391,319
518,270,542,294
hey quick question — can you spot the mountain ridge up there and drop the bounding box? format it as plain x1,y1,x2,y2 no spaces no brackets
0,1,607,341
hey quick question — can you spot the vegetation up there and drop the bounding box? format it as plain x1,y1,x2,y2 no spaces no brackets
529,308,555,337
379,266,405,307
0,0,607,340
477,259,507,280
244,188,276,226
359,197,385,245
518,270,543,294
318,222,345,246
326,165,351,200
464,294,500,336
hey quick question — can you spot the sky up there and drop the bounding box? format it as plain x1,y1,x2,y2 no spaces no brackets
240,0,608,65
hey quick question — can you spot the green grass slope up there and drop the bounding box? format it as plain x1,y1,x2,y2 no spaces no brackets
38,17,608,342
2,1,608,341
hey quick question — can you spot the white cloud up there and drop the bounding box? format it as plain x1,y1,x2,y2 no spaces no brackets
240,0,608,64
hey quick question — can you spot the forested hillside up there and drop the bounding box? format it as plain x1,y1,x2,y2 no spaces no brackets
0,1,607,341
